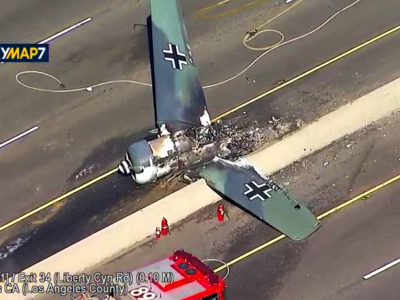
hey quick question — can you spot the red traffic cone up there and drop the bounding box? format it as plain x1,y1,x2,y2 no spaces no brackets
155,227,161,239
217,204,225,222
161,217,170,236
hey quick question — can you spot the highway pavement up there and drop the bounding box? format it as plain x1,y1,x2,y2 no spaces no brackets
48,110,400,300
1,0,400,273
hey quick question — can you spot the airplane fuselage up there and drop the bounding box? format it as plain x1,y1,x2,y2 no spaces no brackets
149,129,230,178
118,120,263,185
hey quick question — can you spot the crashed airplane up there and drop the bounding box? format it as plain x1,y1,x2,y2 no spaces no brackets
117,0,321,241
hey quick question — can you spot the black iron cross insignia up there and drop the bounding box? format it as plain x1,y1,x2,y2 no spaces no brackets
162,43,188,70
243,181,272,201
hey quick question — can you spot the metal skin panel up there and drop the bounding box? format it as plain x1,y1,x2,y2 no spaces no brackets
127,140,153,167
150,0,209,134
199,157,321,241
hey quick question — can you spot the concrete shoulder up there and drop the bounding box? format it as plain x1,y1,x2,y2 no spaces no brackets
2,75,400,300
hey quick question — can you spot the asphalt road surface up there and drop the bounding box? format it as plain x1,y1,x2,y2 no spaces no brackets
2,0,400,272
40,110,400,300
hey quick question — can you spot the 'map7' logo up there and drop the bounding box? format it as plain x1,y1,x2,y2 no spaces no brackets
0,44,49,62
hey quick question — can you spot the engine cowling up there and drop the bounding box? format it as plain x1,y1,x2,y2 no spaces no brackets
118,139,158,185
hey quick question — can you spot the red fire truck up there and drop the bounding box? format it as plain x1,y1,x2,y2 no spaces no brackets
114,250,227,300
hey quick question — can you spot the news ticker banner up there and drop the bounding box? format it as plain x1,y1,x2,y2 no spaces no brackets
0,44,49,62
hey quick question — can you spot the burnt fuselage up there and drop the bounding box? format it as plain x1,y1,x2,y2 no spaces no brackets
119,120,263,184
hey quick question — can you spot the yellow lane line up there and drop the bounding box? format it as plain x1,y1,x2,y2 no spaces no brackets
196,0,274,20
1,23,400,233
0,168,118,232
212,23,400,121
214,174,400,272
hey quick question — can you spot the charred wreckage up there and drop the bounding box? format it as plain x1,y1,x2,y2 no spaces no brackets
116,0,321,242
118,119,266,184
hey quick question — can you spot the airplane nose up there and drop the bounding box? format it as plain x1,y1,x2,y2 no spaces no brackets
118,160,131,175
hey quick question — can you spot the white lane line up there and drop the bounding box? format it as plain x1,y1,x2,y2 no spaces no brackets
363,257,400,280
0,126,39,149
1,17,92,65
37,17,92,44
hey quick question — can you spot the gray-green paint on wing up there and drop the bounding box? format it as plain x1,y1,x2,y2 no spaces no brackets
199,157,321,241
150,0,208,134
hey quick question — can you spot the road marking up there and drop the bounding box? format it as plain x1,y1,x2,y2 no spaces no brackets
0,168,116,232
36,18,92,45
1,18,92,65
0,126,39,150
1,22,400,233
214,173,400,273
196,0,273,20
363,257,400,280
213,22,400,120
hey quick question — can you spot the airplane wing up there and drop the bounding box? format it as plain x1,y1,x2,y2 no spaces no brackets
150,0,210,135
199,157,321,241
